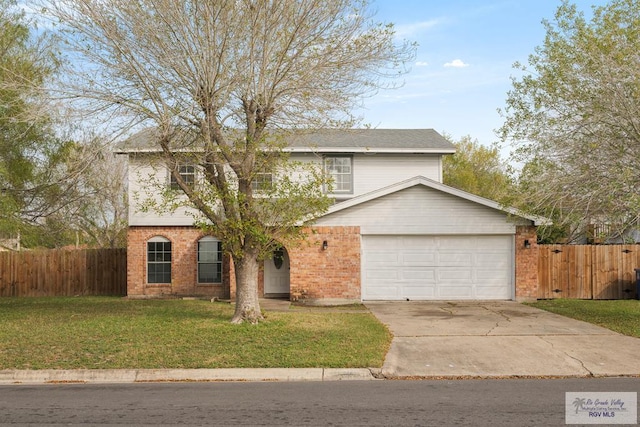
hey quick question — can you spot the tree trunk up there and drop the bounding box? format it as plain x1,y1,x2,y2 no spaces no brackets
231,250,263,324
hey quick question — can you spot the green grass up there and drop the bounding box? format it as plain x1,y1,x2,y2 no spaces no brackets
528,299,640,338
0,297,391,370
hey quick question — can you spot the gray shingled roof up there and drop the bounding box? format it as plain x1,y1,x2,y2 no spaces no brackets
288,129,454,153
116,128,454,154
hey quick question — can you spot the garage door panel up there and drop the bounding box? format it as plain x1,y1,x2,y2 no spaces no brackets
438,253,473,267
402,252,436,265
403,286,436,298
476,268,509,281
477,253,509,265
365,286,402,299
401,268,436,282
476,286,510,299
362,235,513,300
477,235,508,244
438,285,473,298
366,251,400,266
437,268,473,282
402,236,437,247
364,269,399,280
439,237,466,249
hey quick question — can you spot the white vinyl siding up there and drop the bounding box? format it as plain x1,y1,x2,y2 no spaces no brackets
292,153,443,197
128,156,203,226
350,154,442,194
315,186,518,235
128,153,444,225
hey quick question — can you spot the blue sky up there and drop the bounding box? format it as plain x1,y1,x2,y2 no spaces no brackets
358,0,607,152
24,0,608,154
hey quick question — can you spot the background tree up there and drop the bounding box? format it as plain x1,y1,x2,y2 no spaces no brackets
499,0,640,242
442,135,514,202
43,0,415,323
0,0,74,246
0,1,128,249
46,138,129,249
70,142,128,249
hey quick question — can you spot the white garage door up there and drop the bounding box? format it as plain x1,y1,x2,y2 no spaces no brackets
362,235,513,300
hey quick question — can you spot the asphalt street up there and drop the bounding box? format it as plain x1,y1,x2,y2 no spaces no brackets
0,378,638,426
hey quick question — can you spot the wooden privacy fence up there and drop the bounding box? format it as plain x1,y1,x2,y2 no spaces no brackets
0,248,127,297
538,245,640,299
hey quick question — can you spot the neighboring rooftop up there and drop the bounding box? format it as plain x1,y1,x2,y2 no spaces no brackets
116,128,455,154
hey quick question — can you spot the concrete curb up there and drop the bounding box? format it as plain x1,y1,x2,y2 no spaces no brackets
0,368,378,385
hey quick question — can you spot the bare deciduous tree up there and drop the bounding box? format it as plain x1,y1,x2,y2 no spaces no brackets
41,0,415,323
63,138,129,248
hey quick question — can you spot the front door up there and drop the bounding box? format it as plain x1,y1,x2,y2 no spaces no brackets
264,247,290,296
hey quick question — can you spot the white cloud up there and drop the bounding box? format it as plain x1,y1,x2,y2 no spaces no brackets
415,61,429,67
394,19,440,37
444,59,470,68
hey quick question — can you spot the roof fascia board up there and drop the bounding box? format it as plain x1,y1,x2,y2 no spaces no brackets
284,148,456,154
116,147,456,155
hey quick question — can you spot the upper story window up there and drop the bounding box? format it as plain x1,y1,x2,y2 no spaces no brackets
198,236,222,284
251,173,273,192
324,155,353,194
147,236,171,284
170,164,196,190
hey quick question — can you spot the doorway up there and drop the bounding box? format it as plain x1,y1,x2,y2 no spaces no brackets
264,247,290,297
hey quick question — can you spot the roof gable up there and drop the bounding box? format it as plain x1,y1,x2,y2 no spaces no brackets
321,176,547,226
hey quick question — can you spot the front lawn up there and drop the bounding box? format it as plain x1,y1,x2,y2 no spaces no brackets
528,299,640,338
0,297,391,370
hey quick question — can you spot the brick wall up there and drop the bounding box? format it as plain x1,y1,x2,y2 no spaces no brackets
128,224,534,302
127,226,230,299
514,225,539,301
288,226,361,304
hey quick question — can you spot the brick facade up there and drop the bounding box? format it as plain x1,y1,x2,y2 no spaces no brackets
288,226,361,304
127,225,359,302
127,224,537,303
127,227,230,299
514,225,539,301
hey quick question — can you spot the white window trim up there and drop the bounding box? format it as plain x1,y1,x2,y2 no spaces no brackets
147,236,171,284
251,172,274,192
324,155,353,194
197,236,223,284
169,164,196,190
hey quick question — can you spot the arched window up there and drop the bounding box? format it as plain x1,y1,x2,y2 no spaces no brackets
198,236,222,284
147,236,171,284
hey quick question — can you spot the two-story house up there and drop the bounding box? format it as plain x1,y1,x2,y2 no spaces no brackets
117,129,542,303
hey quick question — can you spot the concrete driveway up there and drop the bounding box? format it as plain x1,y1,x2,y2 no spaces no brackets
366,301,640,378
